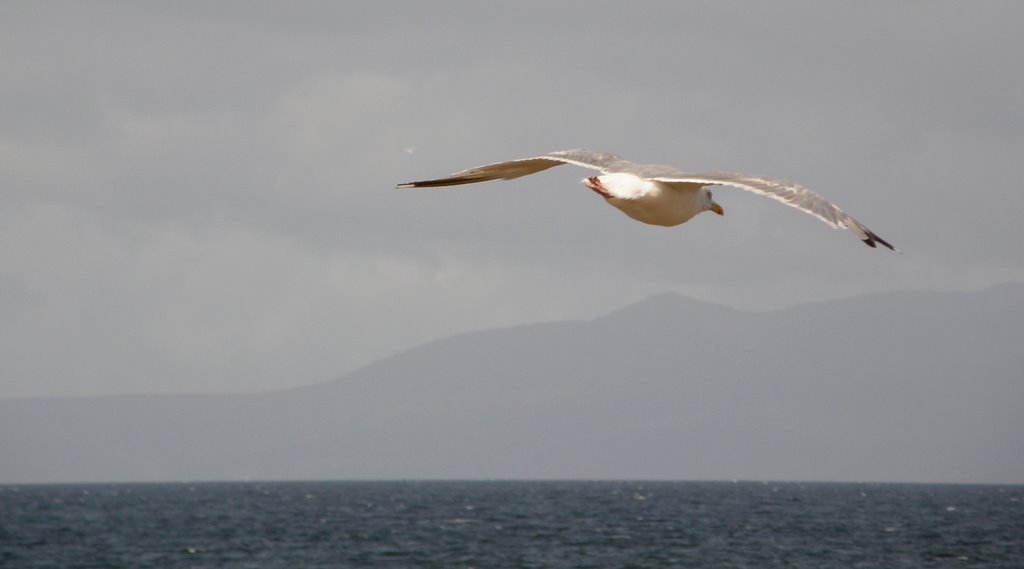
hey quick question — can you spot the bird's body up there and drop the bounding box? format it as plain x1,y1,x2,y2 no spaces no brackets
585,173,707,227
397,149,896,250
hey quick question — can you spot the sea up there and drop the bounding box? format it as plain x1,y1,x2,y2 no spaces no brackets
1,481,1021,568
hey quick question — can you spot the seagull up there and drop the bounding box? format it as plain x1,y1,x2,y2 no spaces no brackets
398,149,897,250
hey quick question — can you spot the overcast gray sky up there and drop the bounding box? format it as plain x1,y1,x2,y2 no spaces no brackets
2,1,1022,398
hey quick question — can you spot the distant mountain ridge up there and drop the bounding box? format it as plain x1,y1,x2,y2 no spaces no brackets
2,285,1022,484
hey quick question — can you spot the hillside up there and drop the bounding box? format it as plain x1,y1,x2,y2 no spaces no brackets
2,285,1022,483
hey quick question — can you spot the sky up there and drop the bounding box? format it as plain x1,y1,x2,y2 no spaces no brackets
2,1,1023,399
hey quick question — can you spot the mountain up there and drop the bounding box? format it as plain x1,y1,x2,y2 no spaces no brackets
2,285,1022,484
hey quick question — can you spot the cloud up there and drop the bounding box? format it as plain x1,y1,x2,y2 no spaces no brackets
1,2,1022,397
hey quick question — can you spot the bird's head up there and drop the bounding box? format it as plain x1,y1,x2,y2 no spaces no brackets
703,188,724,216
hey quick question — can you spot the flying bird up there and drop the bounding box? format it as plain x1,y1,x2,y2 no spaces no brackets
397,149,896,250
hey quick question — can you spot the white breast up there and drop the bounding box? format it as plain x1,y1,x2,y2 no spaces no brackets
597,174,704,227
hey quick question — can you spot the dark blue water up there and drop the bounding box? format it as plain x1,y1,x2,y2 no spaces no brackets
1,481,1021,568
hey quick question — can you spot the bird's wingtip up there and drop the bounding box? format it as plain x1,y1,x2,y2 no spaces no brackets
861,231,900,253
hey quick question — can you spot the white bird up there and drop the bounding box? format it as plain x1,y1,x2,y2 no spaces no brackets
397,149,896,250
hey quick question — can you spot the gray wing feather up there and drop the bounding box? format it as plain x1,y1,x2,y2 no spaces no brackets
652,172,897,250
396,149,633,188
542,149,638,172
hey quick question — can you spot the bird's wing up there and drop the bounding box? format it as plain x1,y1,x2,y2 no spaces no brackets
652,172,898,250
396,149,635,188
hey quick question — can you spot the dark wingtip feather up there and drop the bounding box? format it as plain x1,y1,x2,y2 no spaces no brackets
395,176,495,189
396,180,443,188
862,229,900,252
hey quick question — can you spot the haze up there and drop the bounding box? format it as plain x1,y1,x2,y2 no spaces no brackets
1,2,1022,482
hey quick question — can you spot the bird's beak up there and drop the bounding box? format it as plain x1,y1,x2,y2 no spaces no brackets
710,202,725,216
